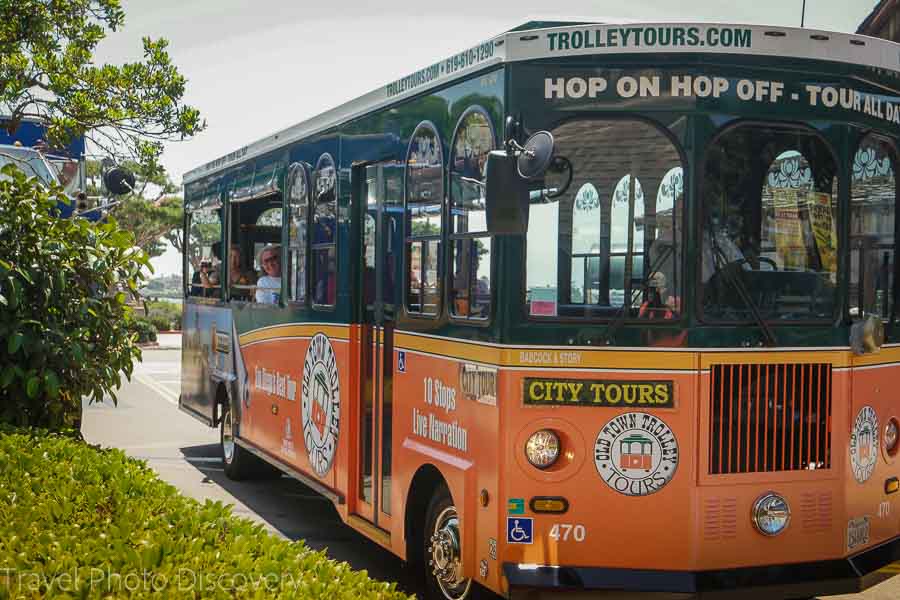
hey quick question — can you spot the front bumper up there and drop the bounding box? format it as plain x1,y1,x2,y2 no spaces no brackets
504,535,900,599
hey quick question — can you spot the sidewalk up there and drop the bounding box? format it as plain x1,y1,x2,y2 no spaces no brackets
153,332,182,350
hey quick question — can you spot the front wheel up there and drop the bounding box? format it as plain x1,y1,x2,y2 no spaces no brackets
424,485,473,600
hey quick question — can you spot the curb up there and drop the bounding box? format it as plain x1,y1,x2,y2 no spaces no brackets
138,341,181,350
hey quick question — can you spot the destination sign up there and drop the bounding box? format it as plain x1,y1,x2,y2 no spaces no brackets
524,378,673,408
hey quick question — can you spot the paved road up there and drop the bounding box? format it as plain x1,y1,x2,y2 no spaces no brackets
82,347,900,600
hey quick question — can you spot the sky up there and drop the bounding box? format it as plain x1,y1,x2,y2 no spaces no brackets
91,0,879,275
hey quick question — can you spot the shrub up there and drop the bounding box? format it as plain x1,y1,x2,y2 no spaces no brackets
0,427,411,599
145,299,181,331
0,166,148,430
129,317,158,343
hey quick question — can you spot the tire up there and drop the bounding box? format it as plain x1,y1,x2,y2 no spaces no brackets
220,402,280,480
423,484,474,600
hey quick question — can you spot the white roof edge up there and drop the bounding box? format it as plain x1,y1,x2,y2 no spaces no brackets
184,21,900,186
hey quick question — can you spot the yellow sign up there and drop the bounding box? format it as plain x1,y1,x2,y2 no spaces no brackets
809,192,837,273
523,378,673,407
773,189,806,269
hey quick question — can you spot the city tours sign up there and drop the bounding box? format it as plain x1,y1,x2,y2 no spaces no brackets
524,378,673,408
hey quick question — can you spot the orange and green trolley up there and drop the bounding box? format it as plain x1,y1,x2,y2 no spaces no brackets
180,19,900,599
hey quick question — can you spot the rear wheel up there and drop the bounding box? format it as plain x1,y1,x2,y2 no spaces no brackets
424,485,473,600
220,402,279,480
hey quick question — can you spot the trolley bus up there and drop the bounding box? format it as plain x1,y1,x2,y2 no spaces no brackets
180,20,900,599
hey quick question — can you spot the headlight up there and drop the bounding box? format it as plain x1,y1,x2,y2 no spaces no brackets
525,429,560,469
885,419,899,455
752,493,790,536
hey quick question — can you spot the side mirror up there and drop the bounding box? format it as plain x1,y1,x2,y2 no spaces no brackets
484,130,556,235
517,131,555,179
103,166,136,196
485,151,528,235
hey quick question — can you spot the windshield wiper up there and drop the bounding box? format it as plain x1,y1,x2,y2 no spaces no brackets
708,234,777,347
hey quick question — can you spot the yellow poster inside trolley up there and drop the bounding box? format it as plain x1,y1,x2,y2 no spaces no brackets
773,189,806,269
524,378,674,407
809,192,837,274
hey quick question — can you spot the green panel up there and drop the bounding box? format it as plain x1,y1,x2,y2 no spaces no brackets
499,55,900,348
229,168,254,203
248,159,285,199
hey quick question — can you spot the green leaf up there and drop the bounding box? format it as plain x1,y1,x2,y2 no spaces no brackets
25,377,40,399
7,278,20,310
44,372,60,398
0,366,15,388
7,332,23,355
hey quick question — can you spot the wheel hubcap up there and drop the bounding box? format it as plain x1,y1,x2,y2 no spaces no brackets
428,505,471,600
222,409,235,464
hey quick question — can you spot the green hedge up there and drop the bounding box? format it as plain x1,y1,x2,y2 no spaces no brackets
0,428,412,599
145,300,182,331
129,317,158,344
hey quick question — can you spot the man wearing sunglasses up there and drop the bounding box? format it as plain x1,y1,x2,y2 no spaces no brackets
256,244,282,304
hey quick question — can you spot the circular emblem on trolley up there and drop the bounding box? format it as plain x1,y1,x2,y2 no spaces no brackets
594,412,679,497
850,406,878,484
301,333,340,478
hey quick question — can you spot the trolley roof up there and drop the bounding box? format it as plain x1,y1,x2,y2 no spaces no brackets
184,20,900,185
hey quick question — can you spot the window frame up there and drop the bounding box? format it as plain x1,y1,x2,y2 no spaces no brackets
404,120,445,319
311,152,338,311
184,202,225,302
521,114,688,323
697,119,842,326
448,105,496,325
849,130,900,323
286,161,313,307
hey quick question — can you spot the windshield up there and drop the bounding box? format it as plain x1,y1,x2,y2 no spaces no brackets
701,124,839,321
525,118,684,319
0,146,57,187
46,155,84,196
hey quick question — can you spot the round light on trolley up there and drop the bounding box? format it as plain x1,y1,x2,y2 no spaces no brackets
525,429,560,469
751,493,791,536
884,418,900,456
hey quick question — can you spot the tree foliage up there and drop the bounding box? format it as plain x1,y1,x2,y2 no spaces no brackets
0,0,203,175
0,165,149,430
85,159,183,258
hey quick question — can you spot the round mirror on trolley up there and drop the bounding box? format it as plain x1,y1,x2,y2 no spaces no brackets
103,166,136,196
517,130,555,179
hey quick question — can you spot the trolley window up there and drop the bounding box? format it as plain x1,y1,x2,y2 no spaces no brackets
405,122,443,316
525,118,684,319
850,134,897,321
701,123,839,322
186,206,223,299
449,107,494,321
312,153,337,307
287,162,312,304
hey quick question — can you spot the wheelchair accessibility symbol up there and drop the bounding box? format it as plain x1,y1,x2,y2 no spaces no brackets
507,517,533,544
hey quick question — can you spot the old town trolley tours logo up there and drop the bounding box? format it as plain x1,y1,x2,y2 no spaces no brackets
850,406,878,484
301,333,340,478
594,412,679,496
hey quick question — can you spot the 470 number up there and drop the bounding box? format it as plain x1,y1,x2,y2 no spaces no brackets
549,523,586,542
